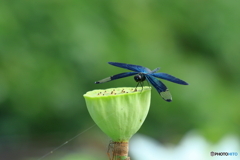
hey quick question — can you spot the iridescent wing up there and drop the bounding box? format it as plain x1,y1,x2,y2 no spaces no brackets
145,74,172,102
108,62,151,73
95,72,138,84
151,73,188,85
150,67,160,73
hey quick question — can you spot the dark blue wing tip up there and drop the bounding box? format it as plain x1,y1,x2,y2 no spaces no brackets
178,80,189,85
166,99,172,102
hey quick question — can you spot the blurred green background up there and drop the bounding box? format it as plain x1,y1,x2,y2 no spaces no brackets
0,0,240,160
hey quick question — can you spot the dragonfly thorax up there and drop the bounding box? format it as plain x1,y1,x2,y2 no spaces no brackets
134,74,146,82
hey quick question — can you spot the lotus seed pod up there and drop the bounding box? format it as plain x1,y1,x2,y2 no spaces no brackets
83,87,151,142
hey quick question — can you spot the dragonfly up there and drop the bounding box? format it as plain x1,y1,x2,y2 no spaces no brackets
95,62,188,102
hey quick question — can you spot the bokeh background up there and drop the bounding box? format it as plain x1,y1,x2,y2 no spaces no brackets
0,0,240,160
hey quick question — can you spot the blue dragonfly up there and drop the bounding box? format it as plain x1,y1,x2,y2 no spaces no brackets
95,62,188,102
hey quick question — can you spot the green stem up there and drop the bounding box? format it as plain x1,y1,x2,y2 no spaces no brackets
115,155,130,160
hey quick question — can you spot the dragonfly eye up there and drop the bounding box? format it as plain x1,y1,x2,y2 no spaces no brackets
134,74,145,82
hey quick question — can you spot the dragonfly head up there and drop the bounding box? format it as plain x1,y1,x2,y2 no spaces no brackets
134,73,146,82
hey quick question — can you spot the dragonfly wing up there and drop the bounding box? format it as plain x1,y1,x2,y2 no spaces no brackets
152,73,188,85
108,62,151,73
150,67,160,73
95,72,138,84
145,74,172,102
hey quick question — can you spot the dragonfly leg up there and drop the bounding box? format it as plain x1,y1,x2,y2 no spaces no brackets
135,81,145,92
134,82,140,91
140,81,144,92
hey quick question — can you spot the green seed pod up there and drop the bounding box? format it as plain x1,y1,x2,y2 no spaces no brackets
83,87,151,142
